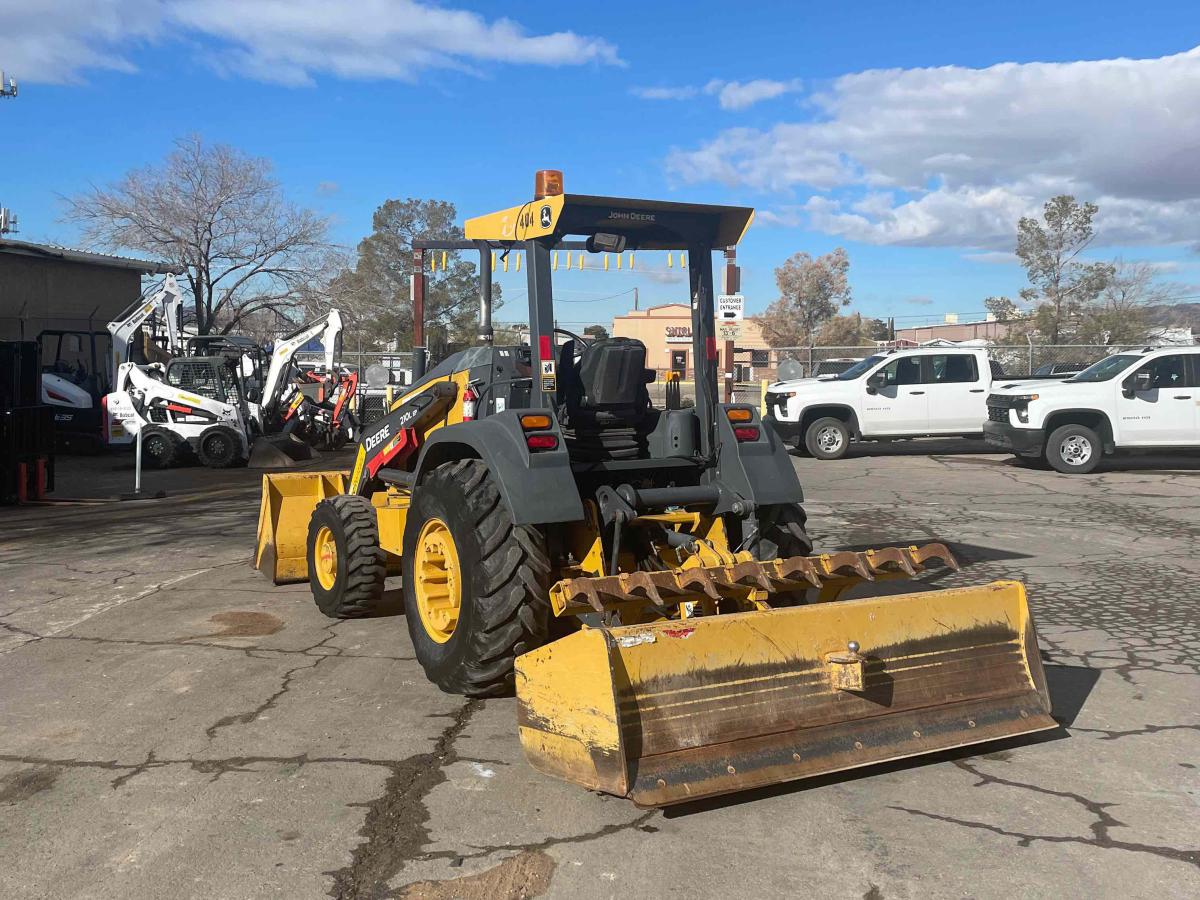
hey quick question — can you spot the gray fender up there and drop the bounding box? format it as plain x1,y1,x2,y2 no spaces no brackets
413,411,585,526
715,405,804,511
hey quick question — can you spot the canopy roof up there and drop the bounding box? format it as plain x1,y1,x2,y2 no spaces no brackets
464,193,754,250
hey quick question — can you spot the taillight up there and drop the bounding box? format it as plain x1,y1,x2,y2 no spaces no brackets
101,394,109,442
526,434,558,451
726,407,753,423
520,413,552,430
733,426,759,442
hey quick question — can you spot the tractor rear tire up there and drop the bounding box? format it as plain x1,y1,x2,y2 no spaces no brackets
197,425,242,468
307,494,387,618
140,426,178,469
403,459,551,697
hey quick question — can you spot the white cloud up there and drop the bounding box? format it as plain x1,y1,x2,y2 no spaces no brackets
631,86,697,101
964,251,1019,265
316,180,340,195
905,296,934,306
631,77,802,110
0,0,163,83
704,78,802,110
668,47,1200,248
0,0,620,85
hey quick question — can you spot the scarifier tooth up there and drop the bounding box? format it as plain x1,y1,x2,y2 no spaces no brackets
678,567,723,600
625,571,665,604
820,551,875,581
910,542,961,571
563,578,605,612
865,546,917,576
728,561,774,591
776,556,823,588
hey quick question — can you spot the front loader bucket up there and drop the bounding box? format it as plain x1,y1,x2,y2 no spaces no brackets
516,580,1053,807
254,471,346,584
248,434,319,469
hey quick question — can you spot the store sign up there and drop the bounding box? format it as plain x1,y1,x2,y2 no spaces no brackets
665,325,692,343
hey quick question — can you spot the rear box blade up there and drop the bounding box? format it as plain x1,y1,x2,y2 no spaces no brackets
516,580,1054,806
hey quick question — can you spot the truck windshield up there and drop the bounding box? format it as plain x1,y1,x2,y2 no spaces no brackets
836,355,885,380
1066,354,1140,383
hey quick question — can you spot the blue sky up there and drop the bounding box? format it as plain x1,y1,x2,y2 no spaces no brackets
3,0,1198,330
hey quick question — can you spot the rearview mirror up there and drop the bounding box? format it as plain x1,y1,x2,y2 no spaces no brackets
586,232,627,254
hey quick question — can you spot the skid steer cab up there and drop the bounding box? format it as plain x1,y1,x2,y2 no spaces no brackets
255,171,1053,807
106,355,254,469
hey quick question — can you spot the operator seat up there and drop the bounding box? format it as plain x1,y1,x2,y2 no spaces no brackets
557,336,654,460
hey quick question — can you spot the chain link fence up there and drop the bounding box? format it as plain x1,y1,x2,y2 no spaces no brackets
301,343,1190,423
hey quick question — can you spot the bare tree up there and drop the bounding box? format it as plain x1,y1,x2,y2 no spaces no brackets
756,248,851,347
1075,260,1169,345
66,135,331,335
1016,196,1113,343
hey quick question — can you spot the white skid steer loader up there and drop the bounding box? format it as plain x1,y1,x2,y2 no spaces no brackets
104,354,254,468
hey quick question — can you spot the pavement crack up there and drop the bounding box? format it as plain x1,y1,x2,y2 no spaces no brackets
203,629,340,740
325,699,481,900
889,759,1200,869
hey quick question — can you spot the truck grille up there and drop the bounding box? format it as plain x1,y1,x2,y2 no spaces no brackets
766,394,787,418
987,406,1009,423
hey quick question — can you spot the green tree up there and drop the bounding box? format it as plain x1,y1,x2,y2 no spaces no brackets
1016,196,1114,343
583,324,610,340
757,248,852,346
984,296,1020,322
335,198,500,352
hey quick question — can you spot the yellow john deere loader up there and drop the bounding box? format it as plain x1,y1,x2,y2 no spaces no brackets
256,171,1053,806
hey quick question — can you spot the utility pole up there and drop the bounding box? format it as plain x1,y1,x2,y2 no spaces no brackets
633,286,639,311
0,70,17,99
411,249,427,379
722,248,739,403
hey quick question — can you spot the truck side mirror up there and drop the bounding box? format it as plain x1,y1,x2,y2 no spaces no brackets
1123,370,1151,397
866,372,885,395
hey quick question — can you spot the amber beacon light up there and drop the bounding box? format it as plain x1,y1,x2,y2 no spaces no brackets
534,169,564,199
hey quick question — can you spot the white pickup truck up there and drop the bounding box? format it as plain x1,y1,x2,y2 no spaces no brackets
985,346,1200,473
764,347,1002,459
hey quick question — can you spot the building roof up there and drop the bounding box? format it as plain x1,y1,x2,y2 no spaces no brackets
614,303,690,318
0,238,180,275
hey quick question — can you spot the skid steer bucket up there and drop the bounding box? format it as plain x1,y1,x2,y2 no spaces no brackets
516,580,1053,807
254,471,346,584
248,433,319,469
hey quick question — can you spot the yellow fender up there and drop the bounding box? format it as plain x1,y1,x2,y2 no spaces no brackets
254,471,347,584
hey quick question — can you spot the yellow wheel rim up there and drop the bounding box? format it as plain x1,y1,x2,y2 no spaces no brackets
314,525,338,591
413,517,462,643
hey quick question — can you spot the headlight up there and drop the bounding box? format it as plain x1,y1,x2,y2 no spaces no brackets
1016,407,1030,423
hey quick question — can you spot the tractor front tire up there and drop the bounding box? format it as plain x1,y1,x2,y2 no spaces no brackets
197,425,242,468
307,494,387,618
403,459,551,697
140,426,178,469
748,503,814,560
747,503,813,607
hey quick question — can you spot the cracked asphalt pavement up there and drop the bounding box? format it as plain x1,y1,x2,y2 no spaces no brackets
2,443,1197,899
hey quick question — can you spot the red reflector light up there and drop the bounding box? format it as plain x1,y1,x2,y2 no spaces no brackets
526,434,558,451
733,426,759,442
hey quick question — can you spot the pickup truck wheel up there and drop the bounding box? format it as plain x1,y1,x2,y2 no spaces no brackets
1046,424,1101,474
804,417,850,460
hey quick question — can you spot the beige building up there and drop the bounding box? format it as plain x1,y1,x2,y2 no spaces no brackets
894,317,1016,344
612,303,772,378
